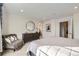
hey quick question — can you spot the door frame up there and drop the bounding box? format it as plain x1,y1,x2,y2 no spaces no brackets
60,21,68,38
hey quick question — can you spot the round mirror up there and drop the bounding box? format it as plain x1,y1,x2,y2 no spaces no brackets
26,21,35,31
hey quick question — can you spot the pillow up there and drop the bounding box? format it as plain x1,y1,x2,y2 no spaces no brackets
10,36,15,42
13,36,17,40
5,37,11,44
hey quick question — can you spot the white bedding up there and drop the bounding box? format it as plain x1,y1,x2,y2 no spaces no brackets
36,46,71,56
27,37,79,56
36,46,79,56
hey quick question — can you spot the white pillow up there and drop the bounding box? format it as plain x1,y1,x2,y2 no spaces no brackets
10,36,15,42
13,36,17,40
5,37,11,44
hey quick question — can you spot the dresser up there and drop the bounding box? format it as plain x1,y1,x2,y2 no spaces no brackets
22,32,40,43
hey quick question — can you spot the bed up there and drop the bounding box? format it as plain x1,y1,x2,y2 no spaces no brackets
26,37,79,56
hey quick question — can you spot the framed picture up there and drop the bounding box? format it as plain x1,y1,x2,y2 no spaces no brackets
46,24,51,32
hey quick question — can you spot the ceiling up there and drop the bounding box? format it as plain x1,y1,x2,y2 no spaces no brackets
4,3,79,20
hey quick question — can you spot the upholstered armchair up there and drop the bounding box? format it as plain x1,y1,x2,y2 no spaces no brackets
2,34,24,51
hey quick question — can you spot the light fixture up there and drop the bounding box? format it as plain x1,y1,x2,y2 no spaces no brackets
20,9,24,13
74,6,78,9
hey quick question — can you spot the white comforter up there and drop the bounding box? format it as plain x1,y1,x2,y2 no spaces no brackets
27,37,79,56
36,46,79,56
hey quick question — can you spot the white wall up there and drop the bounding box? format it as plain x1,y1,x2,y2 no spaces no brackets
6,14,39,39
55,16,73,38
3,4,79,40
2,5,43,39
8,15,27,39
2,5,73,39
42,17,73,38
73,13,79,39
2,5,9,35
42,19,56,38
2,7,40,39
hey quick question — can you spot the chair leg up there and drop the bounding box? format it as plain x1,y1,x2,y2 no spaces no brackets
14,49,15,51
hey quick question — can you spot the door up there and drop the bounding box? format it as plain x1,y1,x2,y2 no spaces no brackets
60,21,68,38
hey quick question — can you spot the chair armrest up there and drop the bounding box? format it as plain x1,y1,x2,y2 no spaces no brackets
5,41,12,45
18,39,24,44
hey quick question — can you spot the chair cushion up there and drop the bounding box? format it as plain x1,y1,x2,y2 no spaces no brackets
5,37,11,44
10,36,15,42
13,36,17,40
3,34,23,50
12,39,23,49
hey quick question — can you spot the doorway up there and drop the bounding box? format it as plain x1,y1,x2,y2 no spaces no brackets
60,21,68,38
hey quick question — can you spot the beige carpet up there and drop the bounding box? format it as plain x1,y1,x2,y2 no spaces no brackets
2,42,30,56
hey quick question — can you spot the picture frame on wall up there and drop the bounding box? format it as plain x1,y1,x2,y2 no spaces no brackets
46,24,51,32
